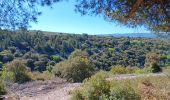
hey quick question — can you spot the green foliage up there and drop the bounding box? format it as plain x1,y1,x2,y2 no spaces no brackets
107,48,115,53
34,61,46,72
111,65,127,74
51,55,61,62
53,50,95,82
167,54,170,60
145,53,162,73
110,84,140,100
130,40,144,46
135,67,152,74
0,30,170,70
75,0,170,32
72,71,141,100
72,71,110,100
0,79,6,95
0,50,11,56
0,61,3,69
3,60,31,83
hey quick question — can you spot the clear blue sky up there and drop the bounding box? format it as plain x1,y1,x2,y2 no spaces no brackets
30,1,150,35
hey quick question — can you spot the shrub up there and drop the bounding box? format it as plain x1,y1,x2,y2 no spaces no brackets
53,57,95,82
110,84,140,100
71,71,110,100
110,65,127,74
151,63,162,73
53,50,95,82
126,66,139,73
34,61,46,72
0,79,6,95
51,55,61,62
0,62,3,69
3,60,31,83
135,67,152,74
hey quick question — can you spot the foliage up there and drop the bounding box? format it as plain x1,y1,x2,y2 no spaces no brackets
145,53,162,73
2,60,31,83
0,61,3,69
0,30,170,70
53,50,95,82
0,79,6,95
71,71,110,100
51,55,61,62
72,73,170,100
109,84,140,100
110,65,127,74
75,0,170,32
135,67,152,74
0,0,62,29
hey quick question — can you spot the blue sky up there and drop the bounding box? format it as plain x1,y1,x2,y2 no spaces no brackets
30,1,150,35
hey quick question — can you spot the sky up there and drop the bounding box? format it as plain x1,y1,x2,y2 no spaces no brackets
30,1,150,35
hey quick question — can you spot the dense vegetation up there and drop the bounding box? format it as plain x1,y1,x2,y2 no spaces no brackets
72,71,170,100
0,29,169,97
0,29,170,71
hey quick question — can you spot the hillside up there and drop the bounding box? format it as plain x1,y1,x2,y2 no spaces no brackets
0,30,170,71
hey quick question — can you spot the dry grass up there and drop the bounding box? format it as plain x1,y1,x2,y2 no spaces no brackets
28,71,54,81
109,75,170,100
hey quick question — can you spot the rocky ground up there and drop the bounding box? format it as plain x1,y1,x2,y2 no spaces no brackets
5,77,81,100
3,73,167,100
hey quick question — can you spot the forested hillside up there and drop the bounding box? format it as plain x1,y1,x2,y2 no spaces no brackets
0,29,170,71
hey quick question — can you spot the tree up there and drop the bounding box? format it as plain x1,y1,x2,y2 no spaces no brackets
75,0,170,32
0,0,61,29
53,50,96,82
145,53,162,73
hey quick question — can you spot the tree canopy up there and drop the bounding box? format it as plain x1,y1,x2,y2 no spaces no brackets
75,0,170,33
0,0,170,33
0,0,61,29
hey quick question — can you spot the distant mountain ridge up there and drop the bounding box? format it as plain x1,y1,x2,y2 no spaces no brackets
98,33,157,38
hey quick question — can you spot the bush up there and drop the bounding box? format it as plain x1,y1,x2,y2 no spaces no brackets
51,55,61,62
71,71,110,100
2,60,31,83
151,63,162,73
53,50,95,82
135,67,152,74
0,79,6,95
0,62,3,69
34,61,46,72
72,71,141,100
110,84,140,100
53,57,95,82
110,65,127,74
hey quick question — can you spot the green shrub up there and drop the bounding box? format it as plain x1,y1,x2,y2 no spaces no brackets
71,71,110,100
110,65,127,74
0,79,6,95
2,60,31,83
151,63,162,73
135,67,152,74
53,56,95,82
51,55,61,62
0,62,3,69
126,67,139,74
109,84,140,100
72,71,141,100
